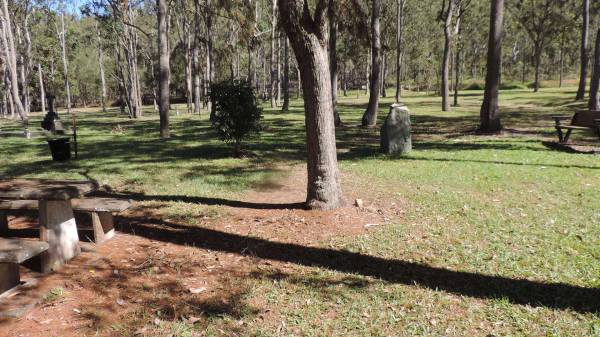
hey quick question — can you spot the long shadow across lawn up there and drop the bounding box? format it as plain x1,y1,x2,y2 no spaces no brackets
117,216,600,314
92,191,305,210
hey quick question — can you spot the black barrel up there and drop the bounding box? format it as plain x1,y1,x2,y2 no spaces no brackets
47,138,71,161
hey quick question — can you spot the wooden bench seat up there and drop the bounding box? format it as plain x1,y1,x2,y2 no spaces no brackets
0,198,132,244
0,238,49,294
552,110,600,143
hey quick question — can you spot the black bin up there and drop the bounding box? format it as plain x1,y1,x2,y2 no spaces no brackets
47,138,71,161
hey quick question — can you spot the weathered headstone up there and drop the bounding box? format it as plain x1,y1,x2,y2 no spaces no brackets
381,104,412,155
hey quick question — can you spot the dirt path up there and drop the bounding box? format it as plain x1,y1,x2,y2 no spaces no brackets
0,165,398,337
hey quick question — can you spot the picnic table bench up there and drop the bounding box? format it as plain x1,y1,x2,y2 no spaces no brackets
552,110,600,143
0,179,98,272
0,198,132,244
0,238,48,295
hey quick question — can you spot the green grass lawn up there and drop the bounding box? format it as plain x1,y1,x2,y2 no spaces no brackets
1,87,599,336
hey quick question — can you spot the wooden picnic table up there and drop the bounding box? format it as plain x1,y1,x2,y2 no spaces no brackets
0,179,98,272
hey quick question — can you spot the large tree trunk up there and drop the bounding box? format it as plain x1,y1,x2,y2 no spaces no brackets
395,0,404,103
362,0,382,127
328,0,341,126
157,0,170,138
479,0,504,132
588,23,600,110
282,37,290,112
0,0,26,121
278,0,344,210
576,0,589,100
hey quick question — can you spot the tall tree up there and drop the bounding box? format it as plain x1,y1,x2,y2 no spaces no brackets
453,25,462,106
510,0,571,93
205,0,214,116
95,24,107,113
479,0,504,132
588,19,600,110
278,0,344,210
361,0,381,127
0,0,26,121
395,0,405,103
157,0,170,138
576,0,589,100
38,64,46,113
328,0,341,126
270,0,277,108
56,0,71,114
193,0,201,113
282,36,290,112
438,0,466,112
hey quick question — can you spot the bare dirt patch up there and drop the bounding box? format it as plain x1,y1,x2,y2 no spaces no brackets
0,165,401,336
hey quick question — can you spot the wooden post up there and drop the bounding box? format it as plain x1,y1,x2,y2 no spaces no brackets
39,200,80,273
91,212,115,244
0,263,19,295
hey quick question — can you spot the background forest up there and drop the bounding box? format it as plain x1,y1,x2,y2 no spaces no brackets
1,0,599,119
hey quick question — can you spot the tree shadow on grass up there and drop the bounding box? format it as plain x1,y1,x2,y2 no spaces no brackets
91,190,305,210
117,216,600,314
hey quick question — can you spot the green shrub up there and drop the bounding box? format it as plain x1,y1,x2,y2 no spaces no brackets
500,81,528,90
526,81,550,89
464,82,484,90
210,80,262,156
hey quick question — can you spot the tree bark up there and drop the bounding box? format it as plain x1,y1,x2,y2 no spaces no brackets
157,0,170,138
588,23,600,110
278,0,344,210
362,0,381,127
479,0,504,132
576,0,589,100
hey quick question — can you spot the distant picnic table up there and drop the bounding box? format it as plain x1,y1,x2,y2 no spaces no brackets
0,179,98,272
